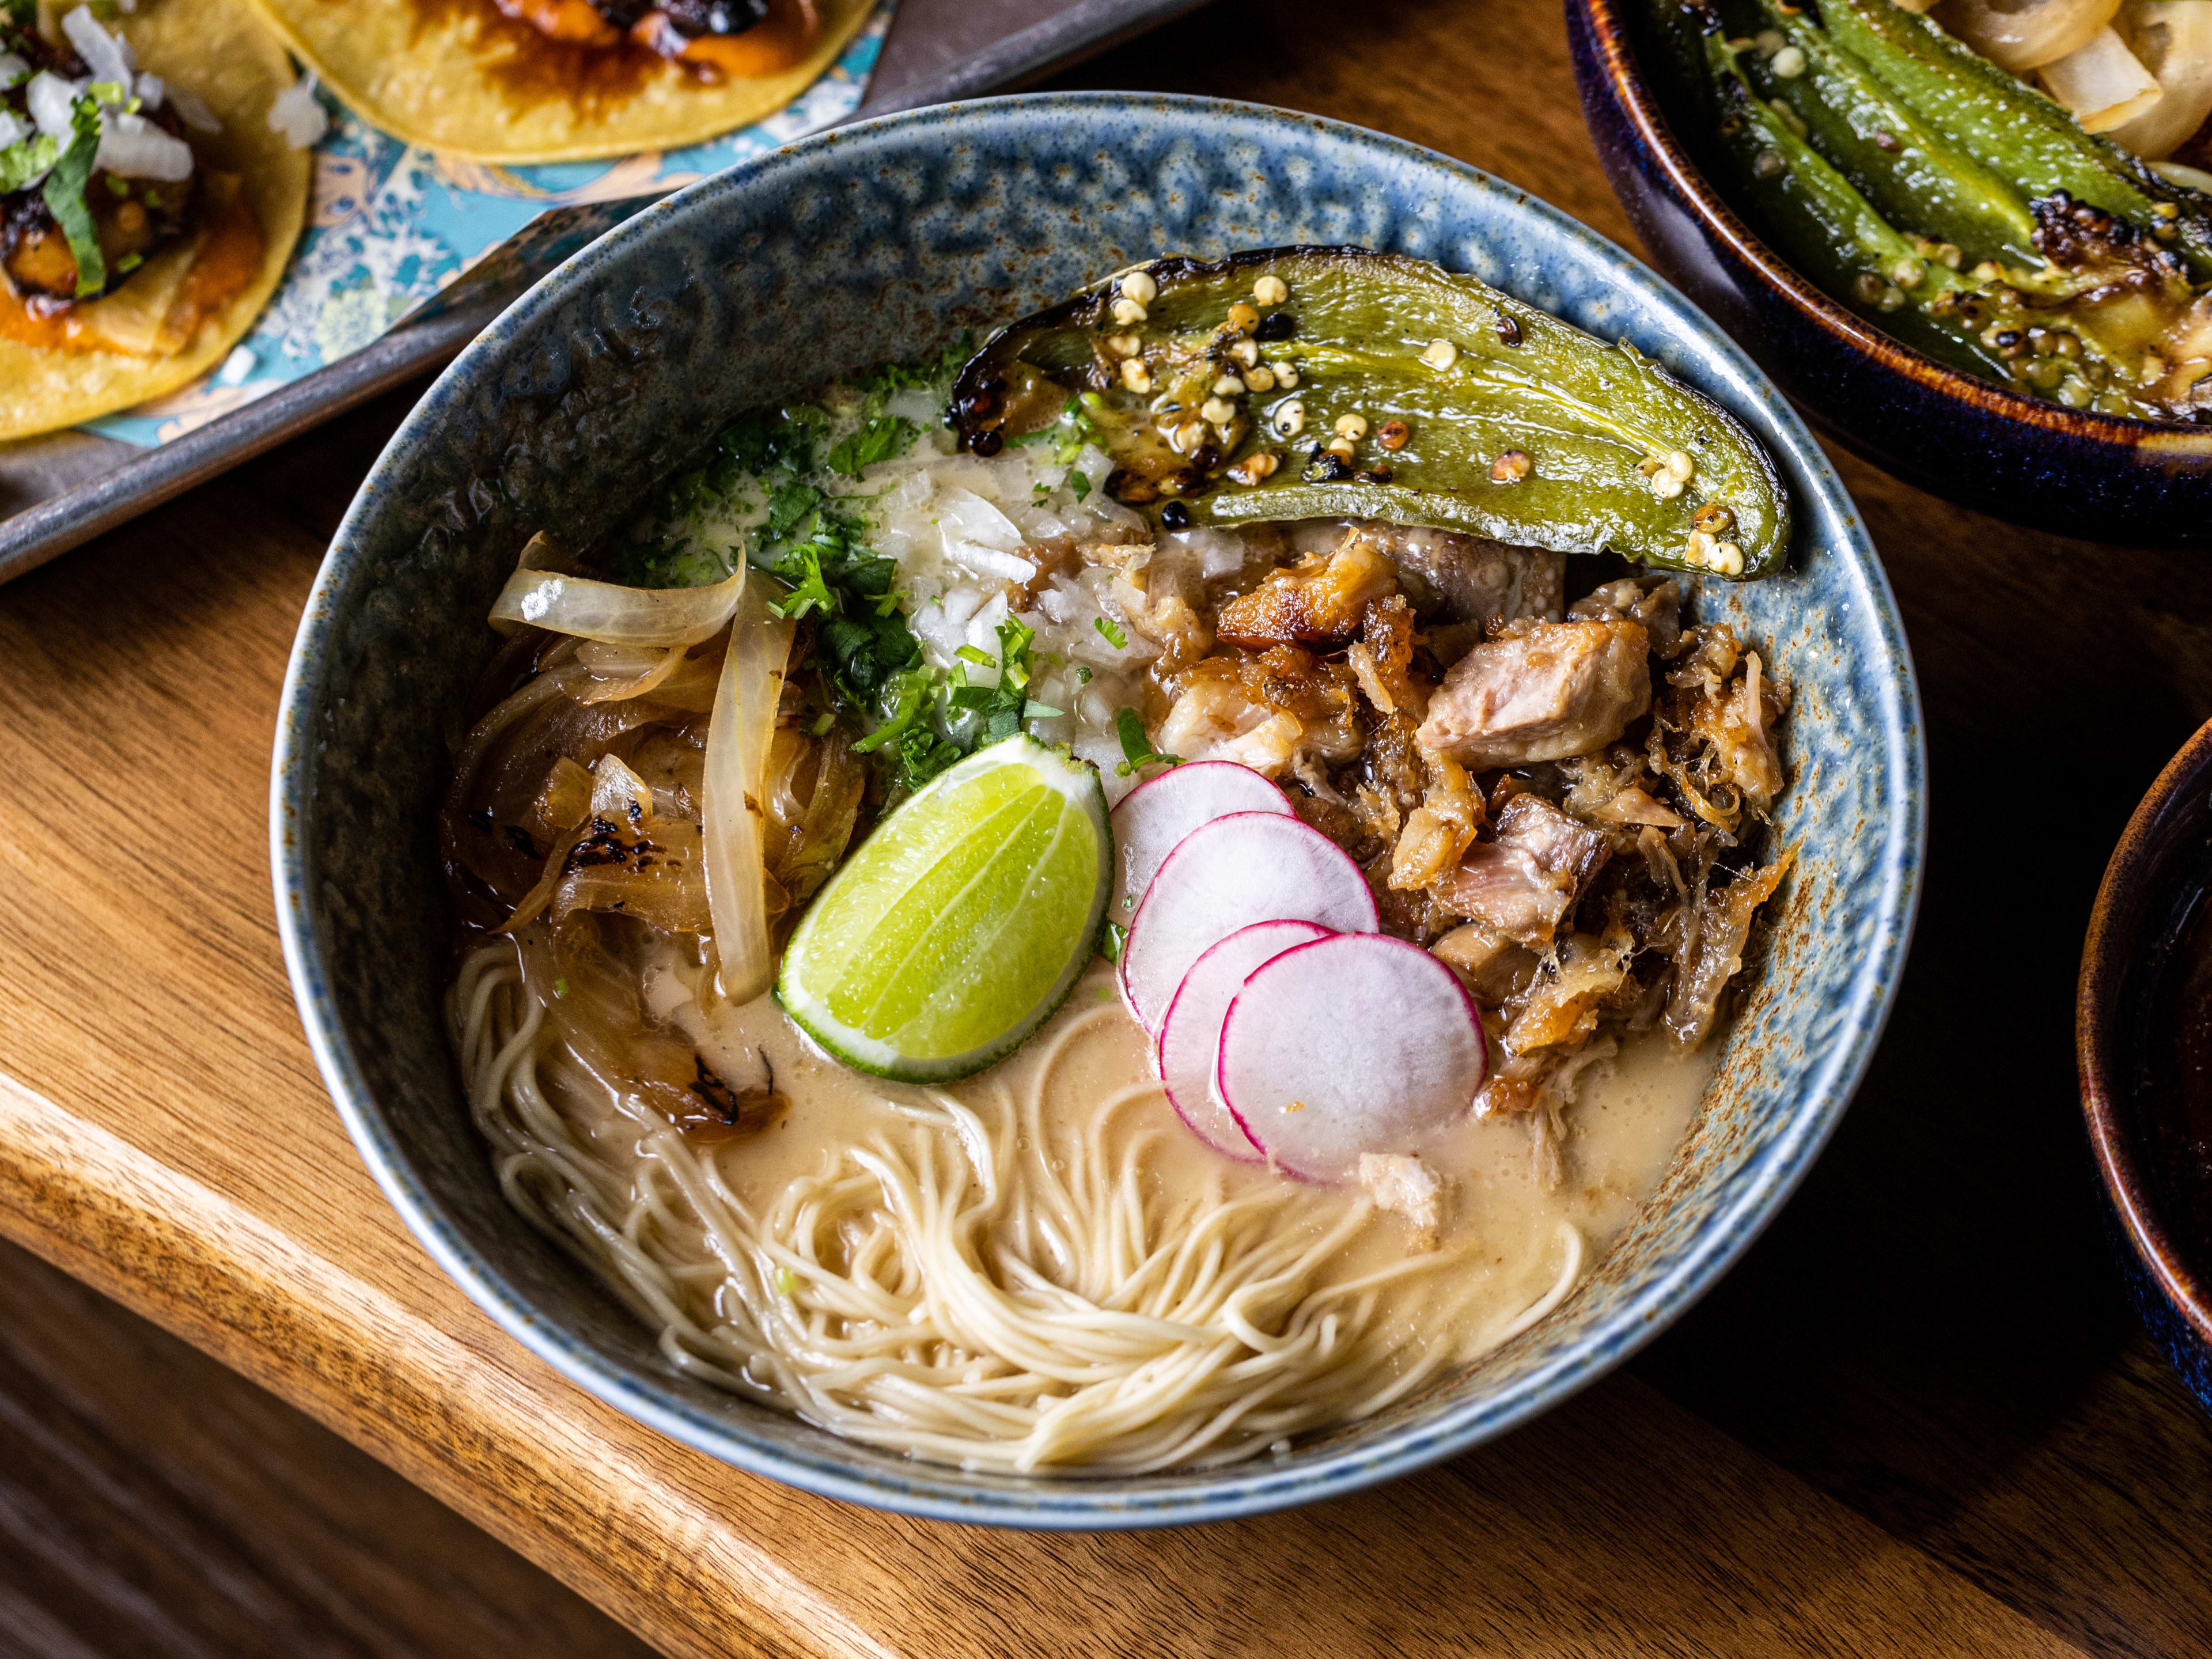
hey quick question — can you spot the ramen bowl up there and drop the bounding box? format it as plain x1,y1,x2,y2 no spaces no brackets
272,92,1925,1528
2079,718,2212,1411
1567,0,2212,544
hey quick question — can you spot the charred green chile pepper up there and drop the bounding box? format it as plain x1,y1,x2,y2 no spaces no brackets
1745,0,2039,267
950,247,1791,579
1705,35,2014,381
1809,0,2212,279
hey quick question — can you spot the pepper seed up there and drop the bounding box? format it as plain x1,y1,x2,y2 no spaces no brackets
1420,339,1459,370
1377,419,1410,450
1490,449,1532,483
1243,365,1277,392
1269,360,1300,388
1253,274,1289,305
1112,297,1149,326
1120,359,1153,393
1334,412,1369,440
1120,270,1158,304
1272,401,1305,437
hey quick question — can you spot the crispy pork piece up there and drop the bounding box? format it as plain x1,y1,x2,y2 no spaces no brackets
1431,921,1541,1007
1215,537,1397,647
1435,794,1609,949
1415,618,1652,768
1331,521,1565,623
1569,576,1681,658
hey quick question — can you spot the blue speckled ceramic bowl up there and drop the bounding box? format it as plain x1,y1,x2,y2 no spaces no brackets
1569,0,2212,544
272,92,1925,1529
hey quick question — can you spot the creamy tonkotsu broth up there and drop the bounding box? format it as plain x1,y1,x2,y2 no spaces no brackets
454,944,1713,1472
444,257,1794,1472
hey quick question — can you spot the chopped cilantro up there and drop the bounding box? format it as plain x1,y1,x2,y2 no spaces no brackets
87,80,124,104
954,644,994,668
1093,616,1127,650
0,131,58,195
1113,708,1182,778
774,1267,801,1296
853,334,973,400
104,173,130,196
1067,469,1092,502
1100,922,1127,964
826,415,918,478
41,94,105,299
552,976,570,999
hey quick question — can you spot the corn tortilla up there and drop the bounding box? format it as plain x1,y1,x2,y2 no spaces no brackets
239,0,874,165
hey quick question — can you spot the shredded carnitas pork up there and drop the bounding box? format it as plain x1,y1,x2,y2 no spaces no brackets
1094,518,1793,1185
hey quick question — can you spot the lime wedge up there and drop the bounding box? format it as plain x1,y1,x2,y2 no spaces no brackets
775,734,1112,1082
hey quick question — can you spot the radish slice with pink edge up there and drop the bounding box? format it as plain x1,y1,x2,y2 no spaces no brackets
1216,933,1487,1183
1119,811,1378,1035
1106,760,1294,925
1157,919,1334,1160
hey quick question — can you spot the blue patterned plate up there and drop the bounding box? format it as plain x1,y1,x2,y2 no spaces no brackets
271,92,1925,1528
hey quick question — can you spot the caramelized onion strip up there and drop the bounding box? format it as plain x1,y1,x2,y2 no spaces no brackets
702,579,798,1005
490,543,747,647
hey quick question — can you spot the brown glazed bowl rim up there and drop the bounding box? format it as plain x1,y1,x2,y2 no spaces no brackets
2078,717,2212,1355
1577,0,2212,465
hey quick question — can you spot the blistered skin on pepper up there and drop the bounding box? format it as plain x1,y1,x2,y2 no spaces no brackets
949,246,1793,580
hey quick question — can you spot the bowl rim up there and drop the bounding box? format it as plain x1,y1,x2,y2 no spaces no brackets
2078,716,2212,1353
271,88,1927,1529
1571,0,2212,456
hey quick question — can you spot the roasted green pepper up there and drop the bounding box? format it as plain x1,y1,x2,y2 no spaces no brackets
1742,0,2039,267
1673,0,2212,416
1810,0,2212,280
949,247,1791,579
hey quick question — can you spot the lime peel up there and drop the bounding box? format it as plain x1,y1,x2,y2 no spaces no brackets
775,735,1112,1082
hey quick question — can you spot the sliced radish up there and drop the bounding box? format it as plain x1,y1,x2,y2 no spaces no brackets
1107,760,1294,925
1120,812,1377,1034
1217,933,1487,1183
1158,919,1333,1160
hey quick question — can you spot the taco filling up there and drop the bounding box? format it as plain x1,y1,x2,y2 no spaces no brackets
0,0,310,441
495,0,814,77
0,10,210,312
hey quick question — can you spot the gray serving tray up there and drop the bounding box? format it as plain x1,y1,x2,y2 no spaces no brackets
0,0,1206,586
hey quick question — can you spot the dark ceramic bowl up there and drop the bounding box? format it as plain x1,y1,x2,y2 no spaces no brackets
272,91,1926,1527
2080,719,2212,1408
1568,0,2212,544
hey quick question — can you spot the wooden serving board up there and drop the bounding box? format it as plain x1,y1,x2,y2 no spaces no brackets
5,2,2212,1654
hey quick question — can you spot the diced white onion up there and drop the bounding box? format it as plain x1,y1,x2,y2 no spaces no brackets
949,540,1037,582
2041,26,2165,130
2107,0,2212,157
133,71,164,111
27,71,83,139
0,110,23,150
266,74,328,149
1940,0,2121,70
168,86,219,133
937,487,1024,552
60,6,134,91
0,52,29,91
93,109,192,180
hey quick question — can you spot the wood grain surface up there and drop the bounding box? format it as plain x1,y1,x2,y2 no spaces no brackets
0,1234,656,1658
3,0,2210,1654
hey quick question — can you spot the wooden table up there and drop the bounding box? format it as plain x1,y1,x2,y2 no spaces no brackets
5,1,2211,1653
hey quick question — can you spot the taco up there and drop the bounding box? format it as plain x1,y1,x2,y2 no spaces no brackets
0,0,312,442
241,0,874,165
